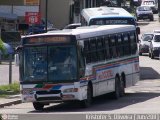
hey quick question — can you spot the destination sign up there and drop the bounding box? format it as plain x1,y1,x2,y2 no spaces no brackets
105,20,128,24
94,19,129,25
90,18,135,25
24,36,72,44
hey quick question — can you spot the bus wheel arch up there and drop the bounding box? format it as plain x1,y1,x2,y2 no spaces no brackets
81,81,93,108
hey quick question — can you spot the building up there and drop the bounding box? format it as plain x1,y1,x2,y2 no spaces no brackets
40,0,72,29
0,0,118,30
39,0,117,29
0,0,39,31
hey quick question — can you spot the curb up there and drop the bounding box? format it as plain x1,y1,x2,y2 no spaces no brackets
0,99,21,108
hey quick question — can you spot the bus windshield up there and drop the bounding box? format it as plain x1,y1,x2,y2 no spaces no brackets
23,45,77,82
89,18,136,25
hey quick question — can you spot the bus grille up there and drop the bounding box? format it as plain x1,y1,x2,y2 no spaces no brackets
36,90,61,95
37,97,62,101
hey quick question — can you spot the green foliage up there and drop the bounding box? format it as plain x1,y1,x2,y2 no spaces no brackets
0,38,6,54
0,82,20,98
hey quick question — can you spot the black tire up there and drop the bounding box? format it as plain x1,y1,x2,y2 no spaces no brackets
139,52,142,56
112,76,120,99
137,18,139,21
33,102,44,110
81,84,92,108
149,52,151,58
150,17,154,21
151,52,154,59
120,76,125,97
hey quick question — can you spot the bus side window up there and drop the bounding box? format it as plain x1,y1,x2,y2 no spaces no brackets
90,38,97,62
123,33,131,56
110,35,117,58
104,36,110,59
84,40,91,63
130,32,137,54
117,34,123,57
97,37,105,61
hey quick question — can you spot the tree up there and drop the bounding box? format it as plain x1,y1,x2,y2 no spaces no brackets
0,38,6,54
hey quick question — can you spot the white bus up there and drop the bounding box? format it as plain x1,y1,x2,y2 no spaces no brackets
17,25,139,110
81,6,140,34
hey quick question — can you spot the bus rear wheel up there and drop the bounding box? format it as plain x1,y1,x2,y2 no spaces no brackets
112,76,120,99
151,52,154,59
33,102,44,110
149,52,151,58
81,84,92,108
120,77,125,97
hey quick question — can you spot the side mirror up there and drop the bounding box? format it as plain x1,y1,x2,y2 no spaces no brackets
14,46,23,66
15,46,23,54
136,27,140,34
14,54,19,66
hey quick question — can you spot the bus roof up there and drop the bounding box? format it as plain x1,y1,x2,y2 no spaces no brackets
81,6,134,24
24,25,136,40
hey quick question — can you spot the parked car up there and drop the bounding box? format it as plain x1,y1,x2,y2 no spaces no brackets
63,23,81,29
153,29,160,33
149,33,160,59
136,6,154,21
139,33,153,55
28,18,56,34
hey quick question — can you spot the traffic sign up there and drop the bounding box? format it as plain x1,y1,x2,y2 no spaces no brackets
25,12,41,24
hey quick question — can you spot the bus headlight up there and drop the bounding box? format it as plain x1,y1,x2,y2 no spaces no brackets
63,88,78,93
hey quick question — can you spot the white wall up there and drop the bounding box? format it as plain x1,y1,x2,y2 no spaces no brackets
0,5,39,16
40,0,71,29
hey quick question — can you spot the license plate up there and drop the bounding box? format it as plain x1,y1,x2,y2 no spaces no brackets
143,16,148,18
24,95,35,102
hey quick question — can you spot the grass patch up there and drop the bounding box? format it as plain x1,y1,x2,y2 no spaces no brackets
0,82,20,98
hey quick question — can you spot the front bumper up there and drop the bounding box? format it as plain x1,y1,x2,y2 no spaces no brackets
137,14,153,20
22,89,79,103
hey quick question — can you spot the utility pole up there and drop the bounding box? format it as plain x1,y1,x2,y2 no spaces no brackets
9,53,12,84
45,0,48,32
117,0,122,7
158,0,160,22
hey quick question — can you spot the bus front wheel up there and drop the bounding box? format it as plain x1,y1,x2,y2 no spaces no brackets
33,102,44,110
81,84,93,108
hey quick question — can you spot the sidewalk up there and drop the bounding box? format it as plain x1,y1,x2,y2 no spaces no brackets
0,60,21,108
0,61,19,85
0,95,21,108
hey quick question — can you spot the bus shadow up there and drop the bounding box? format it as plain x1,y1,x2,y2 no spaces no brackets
140,67,160,80
29,92,160,113
137,21,149,26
